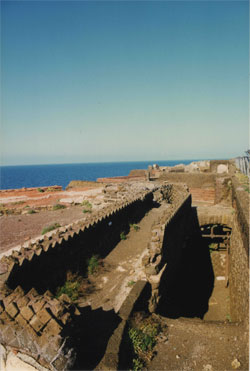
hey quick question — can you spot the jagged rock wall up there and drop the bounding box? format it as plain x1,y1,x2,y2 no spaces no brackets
0,189,154,370
142,184,192,312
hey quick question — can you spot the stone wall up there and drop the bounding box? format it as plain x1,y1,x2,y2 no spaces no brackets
158,173,216,188
229,177,249,324
0,189,154,370
142,185,192,312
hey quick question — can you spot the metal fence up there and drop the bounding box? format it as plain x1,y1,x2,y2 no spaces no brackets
235,155,250,176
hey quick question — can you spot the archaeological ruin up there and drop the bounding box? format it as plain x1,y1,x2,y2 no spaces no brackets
0,159,249,370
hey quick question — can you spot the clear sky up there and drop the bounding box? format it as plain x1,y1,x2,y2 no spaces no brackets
1,0,249,166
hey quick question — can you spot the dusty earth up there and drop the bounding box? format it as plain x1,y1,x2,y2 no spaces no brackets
0,185,106,255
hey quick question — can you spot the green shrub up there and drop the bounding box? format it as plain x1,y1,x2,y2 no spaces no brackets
132,357,144,371
120,231,127,240
130,224,140,232
53,204,66,210
87,255,100,275
38,188,44,193
128,317,161,369
83,209,92,213
81,200,92,208
56,280,80,301
82,200,92,213
41,223,61,235
27,209,36,214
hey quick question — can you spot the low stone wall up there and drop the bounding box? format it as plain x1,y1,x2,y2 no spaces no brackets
159,173,216,189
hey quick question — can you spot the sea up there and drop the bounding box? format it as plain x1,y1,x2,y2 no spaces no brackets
0,160,196,190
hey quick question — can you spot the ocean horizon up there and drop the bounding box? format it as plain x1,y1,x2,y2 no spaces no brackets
0,159,205,190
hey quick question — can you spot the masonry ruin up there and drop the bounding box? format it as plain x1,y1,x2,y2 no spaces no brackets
0,160,249,370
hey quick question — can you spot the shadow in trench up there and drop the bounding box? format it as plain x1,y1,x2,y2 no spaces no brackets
68,306,121,370
157,207,215,319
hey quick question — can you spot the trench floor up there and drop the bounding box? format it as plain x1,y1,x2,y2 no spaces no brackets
148,316,248,371
77,202,169,312
203,278,230,322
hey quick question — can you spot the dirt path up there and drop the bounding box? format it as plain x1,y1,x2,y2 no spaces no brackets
78,203,170,313
149,316,248,371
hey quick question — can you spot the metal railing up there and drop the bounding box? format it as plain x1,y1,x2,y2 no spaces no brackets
235,152,250,176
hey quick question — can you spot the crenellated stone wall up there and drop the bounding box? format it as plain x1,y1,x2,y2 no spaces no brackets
0,188,155,369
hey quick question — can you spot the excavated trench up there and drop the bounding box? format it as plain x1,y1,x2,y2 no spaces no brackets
156,214,232,322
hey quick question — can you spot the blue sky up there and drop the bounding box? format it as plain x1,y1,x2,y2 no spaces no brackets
1,0,249,165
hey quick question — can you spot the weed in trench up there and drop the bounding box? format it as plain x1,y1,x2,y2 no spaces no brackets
120,231,127,240
56,280,80,301
128,316,162,370
132,357,145,371
130,223,140,232
208,243,217,252
87,255,100,275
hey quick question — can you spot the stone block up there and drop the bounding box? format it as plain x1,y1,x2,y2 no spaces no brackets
3,293,15,308
0,301,4,313
20,306,34,321
30,315,44,332
26,288,39,300
5,302,19,319
30,299,45,313
13,286,25,297
0,311,12,324
61,312,71,325
15,313,27,327
47,300,64,317
36,308,52,325
43,318,62,336
16,295,30,309
58,293,72,304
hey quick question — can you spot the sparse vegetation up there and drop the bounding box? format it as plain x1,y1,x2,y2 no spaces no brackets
27,209,36,214
38,188,44,193
82,200,92,213
120,231,127,240
83,209,92,213
46,187,58,192
209,243,217,252
56,279,80,301
130,223,140,232
53,203,66,210
128,316,162,370
41,223,61,235
87,255,100,275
